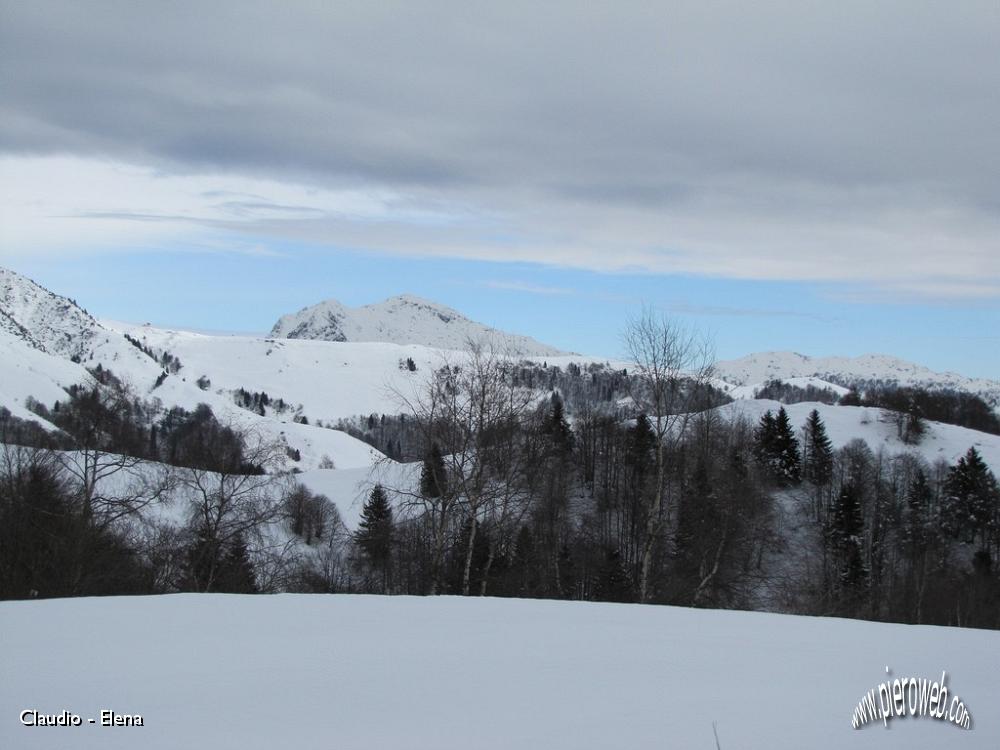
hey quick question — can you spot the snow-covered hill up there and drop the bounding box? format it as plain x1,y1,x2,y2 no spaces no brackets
0,268,385,472
721,375,852,401
716,351,1000,407
2,594,996,749
103,320,455,422
270,293,567,356
719,400,1000,471
2,266,998,475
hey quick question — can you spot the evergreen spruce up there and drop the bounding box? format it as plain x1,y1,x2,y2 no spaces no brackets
943,447,999,549
628,414,656,475
217,534,258,593
419,443,447,499
183,528,257,593
543,393,574,453
772,407,802,484
827,482,867,593
594,548,633,603
903,469,934,554
802,409,833,486
355,484,394,577
754,408,801,484
752,410,777,468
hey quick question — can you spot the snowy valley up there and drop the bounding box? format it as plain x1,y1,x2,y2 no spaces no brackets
2,266,999,748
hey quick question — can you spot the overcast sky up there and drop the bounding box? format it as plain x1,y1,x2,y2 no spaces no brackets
1,1,998,375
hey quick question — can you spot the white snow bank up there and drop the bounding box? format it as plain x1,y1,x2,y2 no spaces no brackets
1,594,997,749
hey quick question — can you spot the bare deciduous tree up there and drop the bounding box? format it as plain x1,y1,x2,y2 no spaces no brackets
623,307,715,602
389,337,536,595
178,426,287,592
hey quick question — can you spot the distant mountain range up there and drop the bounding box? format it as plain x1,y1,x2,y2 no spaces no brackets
270,294,567,356
714,351,1000,408
1,264,999,474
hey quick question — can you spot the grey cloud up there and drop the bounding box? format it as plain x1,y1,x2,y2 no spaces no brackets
1,0,998,294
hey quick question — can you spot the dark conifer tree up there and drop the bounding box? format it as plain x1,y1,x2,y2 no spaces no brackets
772,407,802,484
594,548,634,603
419,443,447,499
628,414,656,476
827,481,867,597
752,410,777,469
754,408,800,484
943,447,999,550
182,524,220,592
802,409,833,486
903,469,934,554
355,484,395,585
217,534,258,593
543,393,574,453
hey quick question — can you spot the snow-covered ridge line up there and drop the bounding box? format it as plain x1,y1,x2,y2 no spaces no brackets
715,351,1000,407
270,293,568,356
0,265,105,359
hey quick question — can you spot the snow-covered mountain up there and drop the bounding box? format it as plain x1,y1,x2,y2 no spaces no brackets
716,351,1000,407
0,266,106,359
2,266,998,476
270,294,567,356
0,266,386,472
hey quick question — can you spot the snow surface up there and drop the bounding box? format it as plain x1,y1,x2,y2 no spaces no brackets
1,594,997,749
270,293,568,356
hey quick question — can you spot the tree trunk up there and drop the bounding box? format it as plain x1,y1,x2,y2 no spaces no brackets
430,503,447,595
479,535,497,596
638,437,665,602
461,516,478,596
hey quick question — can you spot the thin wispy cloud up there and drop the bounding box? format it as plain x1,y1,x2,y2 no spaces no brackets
662,302,834,322
481,280,576,296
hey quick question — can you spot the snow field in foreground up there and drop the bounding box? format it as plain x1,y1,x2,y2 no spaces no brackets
1,594,998,749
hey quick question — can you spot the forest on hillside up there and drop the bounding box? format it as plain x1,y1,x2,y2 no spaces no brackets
1,317,998,629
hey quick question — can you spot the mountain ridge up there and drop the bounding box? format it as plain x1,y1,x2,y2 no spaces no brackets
270,293,568,356
715,350,1000,407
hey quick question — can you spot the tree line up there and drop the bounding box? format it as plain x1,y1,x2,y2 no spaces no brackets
2,318,998,630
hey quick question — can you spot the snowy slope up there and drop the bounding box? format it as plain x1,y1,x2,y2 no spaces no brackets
0,266,148,370
0,329,91,428
716,351,1000,406
298,460,419,528
103,320,452,421
1,594,996,749
270,293,567,355
0,265,100,358
722,375,851,400
719,400,1000,471
0,268,384,470
0,321,383,471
